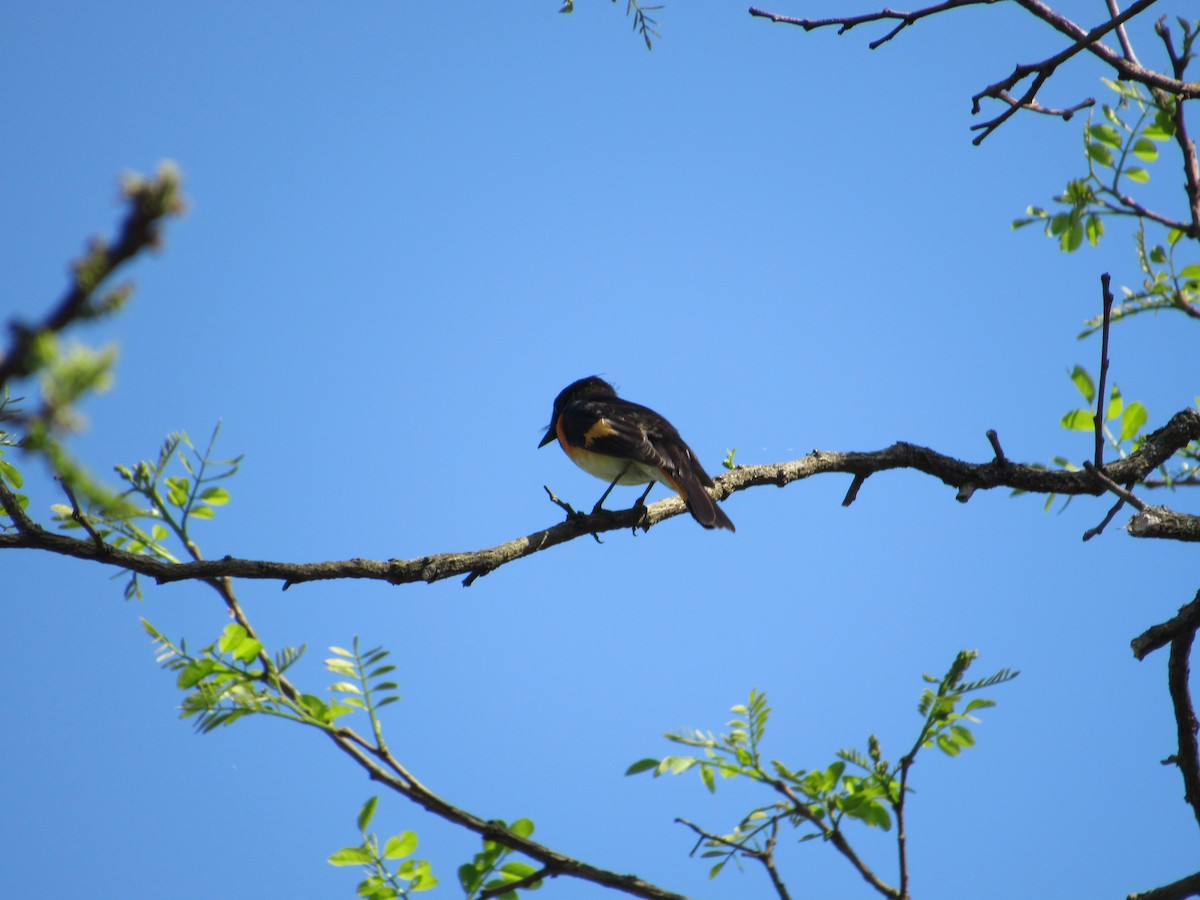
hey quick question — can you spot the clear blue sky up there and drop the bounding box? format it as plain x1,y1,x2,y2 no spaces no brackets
2,2,1197,898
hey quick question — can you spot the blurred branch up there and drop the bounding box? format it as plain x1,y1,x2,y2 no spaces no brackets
4,407,1199,587
1128,870,1200,900
0,164,184,392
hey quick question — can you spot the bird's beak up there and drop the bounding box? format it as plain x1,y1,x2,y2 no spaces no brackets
538,428,557,448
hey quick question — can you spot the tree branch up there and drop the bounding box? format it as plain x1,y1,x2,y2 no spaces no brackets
1167,628,1200,833
1129,869,1200,900
4,407,1199,588
1134,592,1200,661
0,164,184,392
749,0,1200,143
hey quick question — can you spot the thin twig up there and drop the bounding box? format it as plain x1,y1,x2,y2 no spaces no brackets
56,476,106,554
994,89,1095,121
1083,460,1148,511
1105,0,1140,64
1154,19,1200,238
1094,273,1115,468
1081,483,1135,540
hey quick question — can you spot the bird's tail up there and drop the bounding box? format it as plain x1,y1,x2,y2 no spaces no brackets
669,467,735,532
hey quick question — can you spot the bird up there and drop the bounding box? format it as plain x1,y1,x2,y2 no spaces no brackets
538,376,735,532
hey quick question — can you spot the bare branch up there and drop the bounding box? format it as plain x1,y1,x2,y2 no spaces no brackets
1094,274,1116,468
1133,591,1200,661
1154,18,1200,238
748,0,996,50
1167,629,1200,833
1127,504,1200,542
750,0,1200,142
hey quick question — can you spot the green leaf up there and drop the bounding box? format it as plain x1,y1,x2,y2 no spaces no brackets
459,864,482,892
357,796,378,831
231,638,262,663
625,758,659,776
1120,402,1148,441
509,818,535,839
189,505,215,520
1131,137,1158,161
1062,220,1084,252
200,486,230,505
328,845,373,866
1125,167,1150,183
0,459,24,488
1150,245,1169,264
1106,385,1124,421
701,765,716,793
1087,124,1121,147
1061,410,1095,431
1085,214,1104,246
218,623,247,654
500,861,539,881
384,831,418,859
1180,264,1200,281
1087,142,1114,167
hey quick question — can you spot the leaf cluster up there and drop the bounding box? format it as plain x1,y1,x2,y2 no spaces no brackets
329,796,437,899
458,819,544,900
1013,78,1198,332
48,425,240,597
627,652,1016,885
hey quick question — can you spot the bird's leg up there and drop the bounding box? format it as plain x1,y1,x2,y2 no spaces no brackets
592,462,632,514
630,481,656,535
633,481,655,508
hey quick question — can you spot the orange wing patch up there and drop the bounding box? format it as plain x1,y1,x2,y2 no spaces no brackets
582,417,620,446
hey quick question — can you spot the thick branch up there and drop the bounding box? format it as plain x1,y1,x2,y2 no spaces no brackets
1168,629,1200,832
1129,869,1200,900
1134,592,1200,661
3,407,1198,589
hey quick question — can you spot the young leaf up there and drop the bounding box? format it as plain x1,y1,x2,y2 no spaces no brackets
328,846,373,867
1061,410,1095,431
357,796,379,831
1120,402,1148,441
384,831,418,859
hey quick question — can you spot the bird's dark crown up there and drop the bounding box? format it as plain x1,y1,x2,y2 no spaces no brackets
551,376,617,415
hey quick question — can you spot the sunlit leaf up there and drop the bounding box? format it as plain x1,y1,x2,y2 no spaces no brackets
384,831,418,859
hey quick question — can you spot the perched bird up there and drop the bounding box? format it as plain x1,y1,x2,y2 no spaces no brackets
539,376,735,532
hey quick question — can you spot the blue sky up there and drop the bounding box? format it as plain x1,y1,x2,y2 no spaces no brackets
2,2,1197,898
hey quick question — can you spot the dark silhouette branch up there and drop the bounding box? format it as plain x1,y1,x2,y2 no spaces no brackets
1094,274,1115,468
749,0,1199,143
1128,869,1200,900
1167,628,1200,833
1133,591,1200,661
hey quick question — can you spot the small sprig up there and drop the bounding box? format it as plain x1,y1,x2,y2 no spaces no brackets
628,654,1016,896
329,796,437,899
